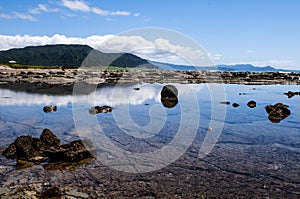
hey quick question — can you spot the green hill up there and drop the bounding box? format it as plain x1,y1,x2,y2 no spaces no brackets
0,44,156,68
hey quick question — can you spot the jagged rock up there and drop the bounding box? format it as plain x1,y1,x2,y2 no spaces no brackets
161,85,178,108
1,129,95,171
232,103,240,107
43,105,57,113
247,100,256,108
44,140,96,162
220,101,230,105
40,128,60,147
265,103,291,123
89,105,112,114
2,141,17,159
284,91,300,98
4,136,38,160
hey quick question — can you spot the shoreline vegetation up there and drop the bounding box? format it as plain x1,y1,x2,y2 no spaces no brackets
1,64,300,86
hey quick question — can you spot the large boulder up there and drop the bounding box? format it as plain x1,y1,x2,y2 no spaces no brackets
265,103,291,123
160,85,178,108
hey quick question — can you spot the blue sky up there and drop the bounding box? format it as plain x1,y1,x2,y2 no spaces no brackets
0,0,300,69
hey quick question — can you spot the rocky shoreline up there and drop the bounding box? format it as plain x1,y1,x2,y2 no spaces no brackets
1,66,300,86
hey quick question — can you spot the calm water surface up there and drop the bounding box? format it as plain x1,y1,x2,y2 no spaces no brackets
0,83,299,197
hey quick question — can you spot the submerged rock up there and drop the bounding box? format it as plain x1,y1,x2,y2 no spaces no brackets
220,101,230,105
284,91,300,98
232,103,240,107
40,187,62,199
247,100,256,108
89,105,112,114
161,85,178,108
43,105,57,113
265,103,291,123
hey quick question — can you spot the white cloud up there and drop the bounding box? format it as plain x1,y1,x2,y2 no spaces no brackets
14,12,36,21
214,53,223,60
0,13,11,19
1,34,298,69
61,0,131,16
0,12,36,21
29,4,60,15
110,11,130,16
0,34,114,51
62,0,90,12
134,13,140,17
0,34,211,66
247,50,256,54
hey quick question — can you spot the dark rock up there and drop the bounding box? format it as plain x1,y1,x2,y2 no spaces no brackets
232,103,240,107
133,87,140,90
247,100,256,108
44,140,96,162
161,97,178,108
161,85,178,98
14,136,36,159
2,129,95,171
40,187,62,199
161,85,178,108
265,103,291,123
44,157,94,171
0,148,5,153
220,101,230,105
2,136,45,160
43,105,57,113
2,142,17,159
284,91,300,98
40,128,60,147
32,137,48,152
16,158,45,170
89,105,112,114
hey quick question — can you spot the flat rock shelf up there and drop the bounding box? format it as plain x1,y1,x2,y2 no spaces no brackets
1,66,300,85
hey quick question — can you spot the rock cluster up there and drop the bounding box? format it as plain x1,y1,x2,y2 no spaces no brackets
89,105,112,115
43,105,57,113
2,129,95,170
265,103,291,123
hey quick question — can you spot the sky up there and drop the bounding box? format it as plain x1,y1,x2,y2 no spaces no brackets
0,0,300,69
